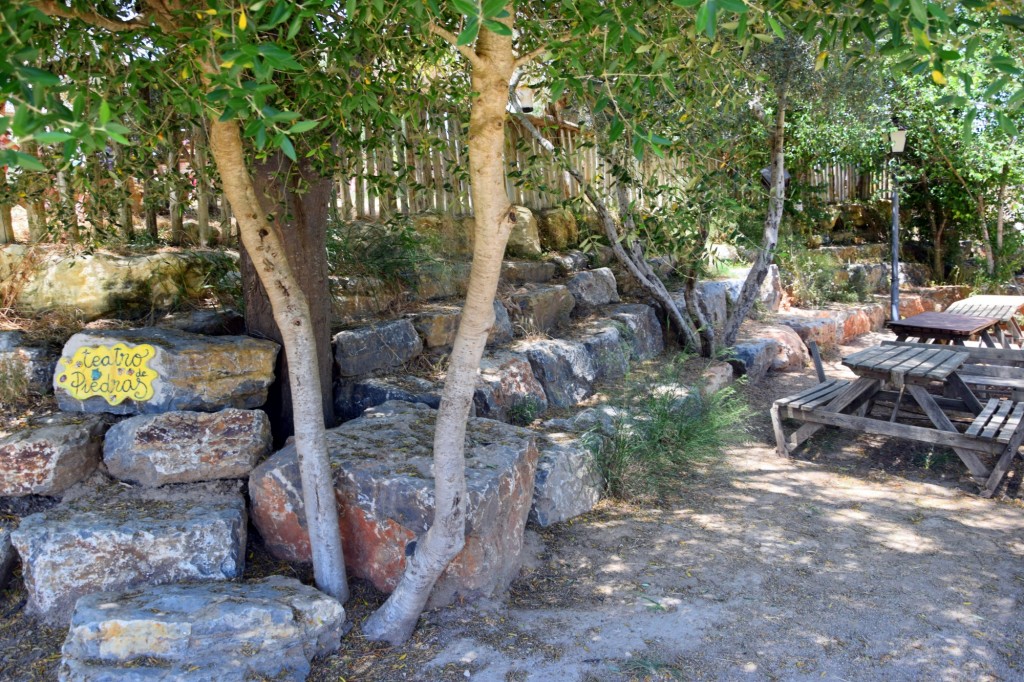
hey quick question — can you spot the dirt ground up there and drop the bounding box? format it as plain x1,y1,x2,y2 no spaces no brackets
3,331,1024,681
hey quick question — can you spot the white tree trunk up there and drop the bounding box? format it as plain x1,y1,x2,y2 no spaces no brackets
363,18,517,645
206,114,349,604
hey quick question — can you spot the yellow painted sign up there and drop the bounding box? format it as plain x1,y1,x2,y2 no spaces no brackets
56,343,158,405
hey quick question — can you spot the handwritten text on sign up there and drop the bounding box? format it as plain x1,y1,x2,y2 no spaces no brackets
56,343,158,405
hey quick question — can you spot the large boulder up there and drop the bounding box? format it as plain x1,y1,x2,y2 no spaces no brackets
0,415,107,497
700,361,735,398
777,315,841,349
501,260,557,285
0,330,56,396
10,249,238,321
249,401,538,608
155,308,245,336
537,207,579,251
516,338,596,408
53,328,278,416
567,268,619,310
489,299,514,346
693,282,730,334
530,435,602,527
576,321,630,381
331,275,402,324
746,324,808,373
473,352,549,424
60,576,345,682
410,305,461,351
508,285,575,334
333,319,423,378
506,206,542,257
727,338,779,384
412,212,473,257
548,250,589,276
605,304,665,360
103,409,271,487
410,262,472,301
11,480,246,625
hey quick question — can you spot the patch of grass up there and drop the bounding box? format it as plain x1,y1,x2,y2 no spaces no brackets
0,355,31,407
508,396,545,426
589,359,751,502
776,246,869,308
615,654,686,681
326,216,435,286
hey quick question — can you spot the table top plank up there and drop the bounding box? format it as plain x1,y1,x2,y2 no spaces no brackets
858,346,922,373
924,350,971,380
946,295,1024,323
888,312,1001,337
888,347,948,378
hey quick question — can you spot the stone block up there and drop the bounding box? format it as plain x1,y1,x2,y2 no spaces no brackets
155,308,245,336
548,250,590,276
542,405,622,437
501,260,557,285
333,319,423,378
54,328,279,416
410,262,471,301
567,268,619,310
530,434,602,527
0,330,56,396
727,339,779,384
508,285,575,334
12,250,239,321
334,376,442,421
60,576,345,682
576,321,630,381
249,401,538,608
474,352,548,424
748,324,808,373
413,212,473,257
410,305,461,350
506,206,542,257
605,304,664,360
700,361,735,398
693,282,729,334
897,294,926,318
516,338,596,408
777,315,841,349
489,299,514,346
537,207,579,251
103,409,271,487
0,415,107,497
11,481,246,625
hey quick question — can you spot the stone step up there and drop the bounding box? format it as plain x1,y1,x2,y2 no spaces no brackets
60,576,345,682
54,328,279,416
250,401,538,609
0,414,108,497
507,284,575,335
11,480,247,625
0,330,57,396
102,409,271,487
530,433,602,528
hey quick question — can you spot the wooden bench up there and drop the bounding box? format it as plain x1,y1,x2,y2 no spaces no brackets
882,340,1024,400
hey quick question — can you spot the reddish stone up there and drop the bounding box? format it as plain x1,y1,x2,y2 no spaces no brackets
745,325,808,372
0,415,106,497
249,401,539,606
898,295,926,318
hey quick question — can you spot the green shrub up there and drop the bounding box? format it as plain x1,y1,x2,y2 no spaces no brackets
777,246,869,307
588,364,751,502
326,216,434,285
0,356,31,407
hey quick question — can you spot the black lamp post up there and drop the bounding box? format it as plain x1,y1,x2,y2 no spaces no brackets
889,125,907,321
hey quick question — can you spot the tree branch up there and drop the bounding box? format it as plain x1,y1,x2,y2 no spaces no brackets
32,0,150,32
514,45,549,69
428,22,484,69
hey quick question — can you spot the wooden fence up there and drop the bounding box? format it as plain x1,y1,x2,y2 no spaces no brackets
336,110,888,221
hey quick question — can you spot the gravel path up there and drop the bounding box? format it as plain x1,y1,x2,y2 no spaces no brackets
409,333,1024,681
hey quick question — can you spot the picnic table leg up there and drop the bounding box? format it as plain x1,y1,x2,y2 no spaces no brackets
980,329,996,348
770,404,789,457
906,384,991,481
981,420,1024,498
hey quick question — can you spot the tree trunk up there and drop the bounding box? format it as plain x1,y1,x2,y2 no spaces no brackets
220,191,234,241
362,18,517,645
206,115,349,605
1,164,16,244
978,194,994,276
995,161,1008,272
194,124,211,245
722,94,786,347
144,176,158,240
55,170,79,243
21,141,48,242
111,142,134,241
167,143,183,245
242,152,336,438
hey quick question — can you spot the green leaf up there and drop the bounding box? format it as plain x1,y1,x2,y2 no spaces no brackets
909,0,928,25
288,120,320,134
16,66,60,87
456,17,480,45
483,19,512,36
32,131,73,144
997,15,1024,28
99,100,111,125
279,135,297,161
766,14,784,39
12,151,47,172
609,117,625,143
996,111,1018,137
671,0,702,6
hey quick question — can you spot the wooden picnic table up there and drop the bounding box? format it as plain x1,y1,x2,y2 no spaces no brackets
771,343,1024,497
944,295,1024,348
887,311,1000,348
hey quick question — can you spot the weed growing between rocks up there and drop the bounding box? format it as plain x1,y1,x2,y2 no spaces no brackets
589,361,751,502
